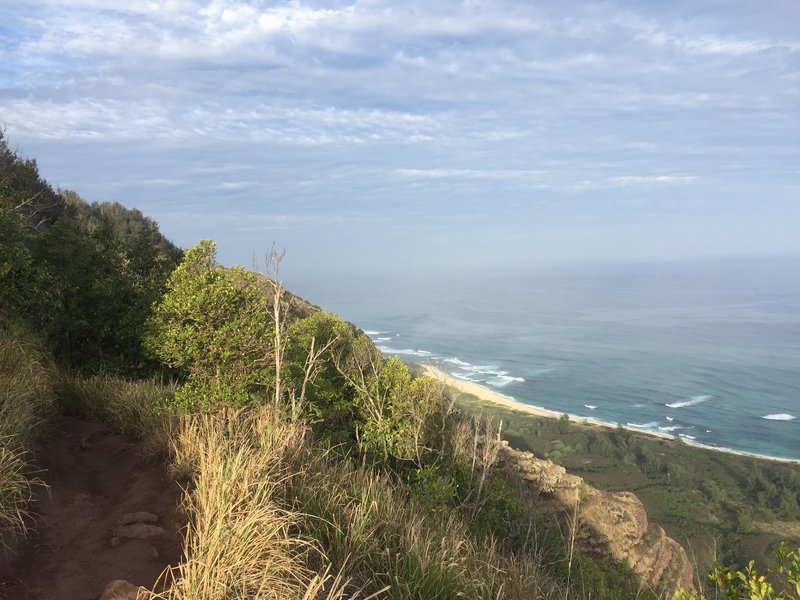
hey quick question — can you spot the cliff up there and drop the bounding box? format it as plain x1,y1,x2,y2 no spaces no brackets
499,441,695,594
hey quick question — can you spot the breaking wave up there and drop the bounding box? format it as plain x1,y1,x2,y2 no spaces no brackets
762,414,796,421
665,395,712,409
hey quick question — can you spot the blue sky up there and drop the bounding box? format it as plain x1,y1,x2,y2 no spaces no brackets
1,0,799,273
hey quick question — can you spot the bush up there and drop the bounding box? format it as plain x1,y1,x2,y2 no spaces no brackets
672,543,800,600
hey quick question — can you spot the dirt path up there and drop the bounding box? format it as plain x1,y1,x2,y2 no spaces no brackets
0,416,183,600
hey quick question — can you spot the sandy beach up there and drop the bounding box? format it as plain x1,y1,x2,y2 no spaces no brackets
422,364,800,465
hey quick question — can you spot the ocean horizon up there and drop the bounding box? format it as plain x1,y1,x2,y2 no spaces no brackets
287,255,800,460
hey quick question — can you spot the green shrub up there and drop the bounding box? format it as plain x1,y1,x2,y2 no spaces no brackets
673,543,800,600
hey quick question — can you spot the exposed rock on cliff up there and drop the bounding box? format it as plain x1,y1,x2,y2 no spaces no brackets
499,442,694,593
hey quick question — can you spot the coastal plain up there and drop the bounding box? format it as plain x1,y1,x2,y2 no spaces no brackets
414,362,800,574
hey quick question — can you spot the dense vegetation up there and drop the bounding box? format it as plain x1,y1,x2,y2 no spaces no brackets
2,134,798,599
0,131,182,372
449,389,800,577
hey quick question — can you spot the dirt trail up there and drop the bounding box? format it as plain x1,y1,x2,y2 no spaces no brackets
0,416,183,600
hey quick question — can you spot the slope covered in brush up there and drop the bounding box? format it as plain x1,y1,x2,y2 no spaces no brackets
0,132,181,372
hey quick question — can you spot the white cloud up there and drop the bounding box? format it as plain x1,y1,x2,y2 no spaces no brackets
2,0,799,266
570,175,699,191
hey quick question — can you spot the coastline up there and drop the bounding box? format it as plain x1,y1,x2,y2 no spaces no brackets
422,364,800,466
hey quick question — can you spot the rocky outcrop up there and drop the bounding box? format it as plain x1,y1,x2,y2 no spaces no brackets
498,442,694,594
99,579,144,600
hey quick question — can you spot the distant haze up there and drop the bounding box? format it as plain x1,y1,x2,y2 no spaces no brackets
2,1,799,272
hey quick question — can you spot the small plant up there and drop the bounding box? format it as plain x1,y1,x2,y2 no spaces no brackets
672,543,800,600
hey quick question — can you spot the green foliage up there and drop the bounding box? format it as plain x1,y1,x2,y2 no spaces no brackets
673,544,800,600
557,412,571,433
587,431,615,457
407,465,457,513
145,240,274,409
286,312,354,429
0,132,181,372
454,391,800,574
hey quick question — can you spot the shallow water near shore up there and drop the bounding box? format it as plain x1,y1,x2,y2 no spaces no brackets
288,255,800,460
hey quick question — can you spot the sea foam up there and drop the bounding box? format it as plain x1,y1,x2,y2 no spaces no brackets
378,346,435,358
762,413,796,421
665,395,712,409
444,357,471,367
486,375,525,387
627,421,660,430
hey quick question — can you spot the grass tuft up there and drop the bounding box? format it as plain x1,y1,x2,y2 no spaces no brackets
55,373,177,457
0,329,55,553
154,406,349,599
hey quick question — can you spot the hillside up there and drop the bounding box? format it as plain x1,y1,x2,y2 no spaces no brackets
442,382,800,576
2,138,799,599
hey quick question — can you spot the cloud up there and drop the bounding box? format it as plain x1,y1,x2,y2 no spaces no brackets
569,174,699,191
1,0,799,267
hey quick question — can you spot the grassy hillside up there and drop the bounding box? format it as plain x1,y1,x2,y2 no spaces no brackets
447,386,800,575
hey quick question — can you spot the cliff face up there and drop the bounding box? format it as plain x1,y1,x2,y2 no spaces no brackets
498,442,694,594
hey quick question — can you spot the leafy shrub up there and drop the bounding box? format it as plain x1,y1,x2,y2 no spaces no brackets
673,543,800,600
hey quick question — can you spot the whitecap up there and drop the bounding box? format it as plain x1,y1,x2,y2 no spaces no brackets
666,416,674,422
584,404,597,410
376,337,391,341
680,434,696,440
463,364,499,374
378,346,431,357
486,375,525,387
658,425,681,432
364,330,384,335
452,372,480,382
444,357,471,367
627,421,660,430
665,395,712,409
762,414,796,421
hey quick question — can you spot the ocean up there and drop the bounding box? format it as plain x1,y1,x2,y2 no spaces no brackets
287,255,800,460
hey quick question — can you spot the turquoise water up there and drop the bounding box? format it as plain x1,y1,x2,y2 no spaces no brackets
287,256,800,460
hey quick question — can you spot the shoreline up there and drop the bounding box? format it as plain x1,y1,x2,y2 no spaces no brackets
422,364,800,466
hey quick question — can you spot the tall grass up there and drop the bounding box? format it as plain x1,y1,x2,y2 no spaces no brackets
43,375,646,599
0,329,55,553
157,406,573,600
155,406,351,600
55,373,177,457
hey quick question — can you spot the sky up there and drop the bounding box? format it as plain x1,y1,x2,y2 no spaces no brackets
1,0,799,275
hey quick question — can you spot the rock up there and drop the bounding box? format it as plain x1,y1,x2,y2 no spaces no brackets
99,579,143,600
114,523,166,540
498,445,694,594
118,512,159,527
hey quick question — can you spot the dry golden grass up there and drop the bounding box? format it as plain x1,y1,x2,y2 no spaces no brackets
0,442,42,555
154,406,352,600
56,373,177,458
152,406,568,600
0,330,55,553
45,375,609,599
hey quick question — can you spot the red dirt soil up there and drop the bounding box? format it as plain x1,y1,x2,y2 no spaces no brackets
0,416,183,600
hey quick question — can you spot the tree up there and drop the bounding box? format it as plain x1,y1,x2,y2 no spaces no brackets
286,311,354,427
145,240,274,408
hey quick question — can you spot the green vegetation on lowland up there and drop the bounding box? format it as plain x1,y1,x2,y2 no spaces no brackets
2,132,799,599
445,386,800,576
